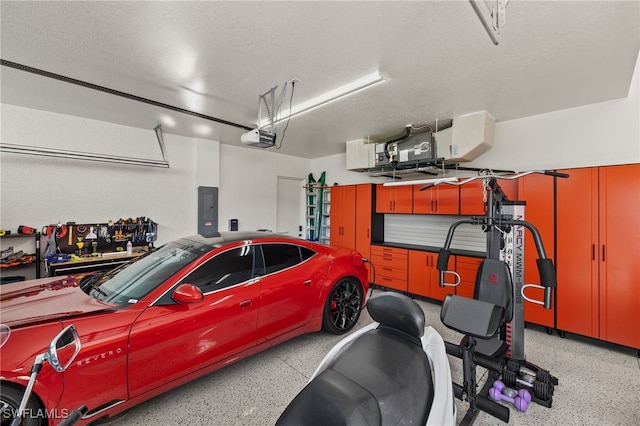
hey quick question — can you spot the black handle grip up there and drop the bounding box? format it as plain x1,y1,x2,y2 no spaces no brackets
544,170,570,178
537,258,557,309
437,248,451,271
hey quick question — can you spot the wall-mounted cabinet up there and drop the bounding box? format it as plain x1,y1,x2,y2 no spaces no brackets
413,185,459,214
556,164,640,349
375,184,413,213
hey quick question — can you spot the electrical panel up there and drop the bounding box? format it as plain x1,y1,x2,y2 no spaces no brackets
374,132,437,168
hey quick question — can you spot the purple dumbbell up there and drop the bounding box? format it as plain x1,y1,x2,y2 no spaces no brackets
489,380,532,412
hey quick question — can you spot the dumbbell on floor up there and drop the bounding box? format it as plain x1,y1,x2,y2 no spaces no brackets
502,369,554,401
489,380,531,412
506,359,553,384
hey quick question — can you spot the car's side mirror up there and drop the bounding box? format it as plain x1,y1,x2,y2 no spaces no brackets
0,324,11,348
47,325,82,372
172,283,203,304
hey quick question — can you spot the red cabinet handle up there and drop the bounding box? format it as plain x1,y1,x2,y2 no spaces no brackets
592,244,595,261
602,245,606,262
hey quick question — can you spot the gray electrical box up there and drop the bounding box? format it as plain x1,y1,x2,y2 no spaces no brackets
375,132,437,168
198,186,218,236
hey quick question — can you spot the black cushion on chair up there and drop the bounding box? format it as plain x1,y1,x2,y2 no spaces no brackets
276,293,433,426
440,294,505,339
367,292,425,341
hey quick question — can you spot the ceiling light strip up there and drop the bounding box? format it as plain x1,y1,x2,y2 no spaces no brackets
0,143,170,168
262,71,387,127
0,59,254,131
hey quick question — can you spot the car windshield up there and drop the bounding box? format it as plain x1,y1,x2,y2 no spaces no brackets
83,239,212,305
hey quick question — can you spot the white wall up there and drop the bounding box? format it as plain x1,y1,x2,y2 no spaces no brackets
218,144,309,232
315,51,640,183
0,105,216,245
0,104,312,249
469,50,640,170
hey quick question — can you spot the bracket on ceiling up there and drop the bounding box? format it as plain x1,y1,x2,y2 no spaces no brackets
154,124,169,164
0,125,170,168
258,86,278,134
469,0,508,45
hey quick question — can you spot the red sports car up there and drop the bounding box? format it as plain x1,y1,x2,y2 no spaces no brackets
0,232,369,425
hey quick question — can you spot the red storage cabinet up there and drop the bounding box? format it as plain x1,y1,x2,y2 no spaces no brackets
376,184,413,213
518,173,555,328
413,184,459,214
330,185,356,250
556,164,640,349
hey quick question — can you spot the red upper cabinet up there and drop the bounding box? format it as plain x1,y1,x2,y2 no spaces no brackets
413,185,459,214
460,179,518,215
376,184,413,213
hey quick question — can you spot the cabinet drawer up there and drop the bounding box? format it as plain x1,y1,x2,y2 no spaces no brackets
377,265,408,280
370,254,408,270
371,246,408,259
376,275,408,292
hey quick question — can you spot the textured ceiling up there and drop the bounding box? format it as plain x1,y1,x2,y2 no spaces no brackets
1,1,639,159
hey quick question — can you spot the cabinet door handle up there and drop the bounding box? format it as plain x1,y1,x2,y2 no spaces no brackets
367,228,370,238
435,200,438,212
592,244,595,261
383,267,393,272
602,245,606,262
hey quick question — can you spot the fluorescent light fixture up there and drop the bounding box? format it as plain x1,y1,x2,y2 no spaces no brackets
383,177,459,187
260,71,386,127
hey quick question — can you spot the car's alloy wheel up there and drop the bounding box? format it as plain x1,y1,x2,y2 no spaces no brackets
0,385,44,426
323,278,362,334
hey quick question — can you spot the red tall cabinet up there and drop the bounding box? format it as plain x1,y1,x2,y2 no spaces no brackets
556,164,640,349
330,185,356,250
330,184,375,282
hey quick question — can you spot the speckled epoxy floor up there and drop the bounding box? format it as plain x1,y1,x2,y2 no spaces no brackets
110,290,640,425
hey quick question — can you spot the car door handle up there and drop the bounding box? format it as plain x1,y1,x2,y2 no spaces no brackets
239,300,252,308
303,279,312,286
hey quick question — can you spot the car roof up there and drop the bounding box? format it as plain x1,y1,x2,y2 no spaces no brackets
178,231,299,248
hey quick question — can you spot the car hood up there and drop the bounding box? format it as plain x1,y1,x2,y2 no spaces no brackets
0,275,116,328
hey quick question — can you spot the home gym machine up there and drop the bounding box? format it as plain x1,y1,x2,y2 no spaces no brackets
423,170,568,424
